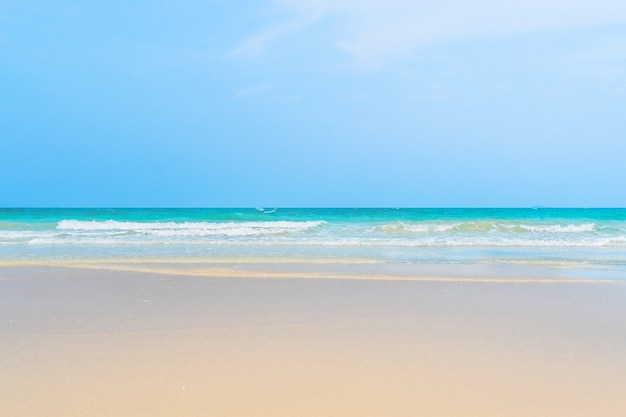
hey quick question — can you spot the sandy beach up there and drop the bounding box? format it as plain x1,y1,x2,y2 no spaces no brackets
1,265,626,417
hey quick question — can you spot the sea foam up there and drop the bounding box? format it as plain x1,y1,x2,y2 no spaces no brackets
56,219,325,237
375,221,598,234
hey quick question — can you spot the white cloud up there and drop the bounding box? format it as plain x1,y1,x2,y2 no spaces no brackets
234,81,276,98
229,22,296,59
245,0,626,68
229,8,324,59
563,36,626,91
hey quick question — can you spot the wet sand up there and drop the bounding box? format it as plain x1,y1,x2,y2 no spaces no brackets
1,265,626,417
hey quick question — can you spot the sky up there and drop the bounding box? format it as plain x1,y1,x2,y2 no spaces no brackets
1,0,625,207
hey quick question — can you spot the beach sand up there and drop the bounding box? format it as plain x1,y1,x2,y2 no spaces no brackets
1,265,626,417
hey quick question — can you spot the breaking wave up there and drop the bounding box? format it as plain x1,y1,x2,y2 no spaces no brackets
56,220,325,237
1,216,625,250
375,221,600,234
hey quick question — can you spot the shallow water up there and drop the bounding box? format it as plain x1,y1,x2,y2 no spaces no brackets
1,208,626,278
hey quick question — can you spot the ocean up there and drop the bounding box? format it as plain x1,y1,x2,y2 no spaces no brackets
2,208,626,279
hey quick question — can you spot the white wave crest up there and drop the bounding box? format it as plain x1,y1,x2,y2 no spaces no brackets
15,235,626,248
56,219,325,237
517,223,596,233
375,221,598,234
374,222,460,234
309,235,626,247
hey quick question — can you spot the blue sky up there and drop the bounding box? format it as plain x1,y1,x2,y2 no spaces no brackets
1,0,625,207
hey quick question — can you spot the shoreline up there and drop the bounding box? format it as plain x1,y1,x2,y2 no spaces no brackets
2,259,625,283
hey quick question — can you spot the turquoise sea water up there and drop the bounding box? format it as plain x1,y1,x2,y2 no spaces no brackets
1,208,626,277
